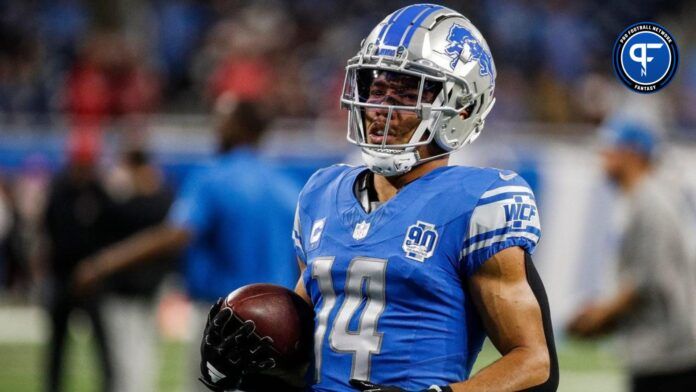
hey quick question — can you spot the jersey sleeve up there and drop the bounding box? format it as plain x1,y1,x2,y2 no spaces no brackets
292,202,307,264
460,173,542,276
290,164,352,265
167,171,215,238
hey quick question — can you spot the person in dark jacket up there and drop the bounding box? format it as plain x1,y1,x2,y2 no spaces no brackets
42,131,113,392
101,148,175,392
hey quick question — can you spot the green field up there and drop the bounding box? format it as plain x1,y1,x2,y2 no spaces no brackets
0,335,625,392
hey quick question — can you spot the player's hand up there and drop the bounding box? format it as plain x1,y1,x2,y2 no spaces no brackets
199,299,278,392
566,302,615,338
72,258,105,297
350,379,452,392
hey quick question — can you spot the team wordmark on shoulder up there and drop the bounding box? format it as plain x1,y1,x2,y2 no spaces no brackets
503,196,537,228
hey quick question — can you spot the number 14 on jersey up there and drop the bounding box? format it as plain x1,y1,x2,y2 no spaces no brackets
311,256,388,382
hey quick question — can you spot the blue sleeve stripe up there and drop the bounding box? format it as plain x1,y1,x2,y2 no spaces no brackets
292,230,306,264
476,191,535,207
460,230,540,259
292,203,305,263
464,237,539,276
463,226,541,248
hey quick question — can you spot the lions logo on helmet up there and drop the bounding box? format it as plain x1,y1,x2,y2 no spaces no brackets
445,24,495,82
341,4,496,177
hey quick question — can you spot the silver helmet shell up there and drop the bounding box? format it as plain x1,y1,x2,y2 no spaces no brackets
341,4,496,176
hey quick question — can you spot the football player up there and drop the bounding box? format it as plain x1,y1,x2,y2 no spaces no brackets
200,4,558,391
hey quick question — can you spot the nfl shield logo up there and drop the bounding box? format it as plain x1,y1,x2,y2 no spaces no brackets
353,221,371,240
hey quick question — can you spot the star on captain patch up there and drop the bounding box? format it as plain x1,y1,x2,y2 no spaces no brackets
353,220,371,240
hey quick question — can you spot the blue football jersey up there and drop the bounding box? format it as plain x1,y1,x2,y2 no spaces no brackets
293,165,541,391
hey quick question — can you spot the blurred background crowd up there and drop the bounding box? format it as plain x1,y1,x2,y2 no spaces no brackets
1,1,696,392
0,0,694,125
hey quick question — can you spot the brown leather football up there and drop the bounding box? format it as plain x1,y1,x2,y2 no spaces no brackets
223,283,314,368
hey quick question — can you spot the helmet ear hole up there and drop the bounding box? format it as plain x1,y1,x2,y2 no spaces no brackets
454,94,469,110
460,102,476,120
455,92,477,119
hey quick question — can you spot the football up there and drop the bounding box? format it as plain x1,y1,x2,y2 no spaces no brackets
222,283,314,372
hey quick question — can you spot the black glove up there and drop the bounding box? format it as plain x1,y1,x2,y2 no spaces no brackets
199,299,278,391
350,379,453,392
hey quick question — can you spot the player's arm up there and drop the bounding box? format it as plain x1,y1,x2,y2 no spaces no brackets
566,283,637,337
455,246,557,392
295,257,311,305
74,169,213,294
73,223,191,293
351,247,558,392
568,206,656,338
292,202,312,305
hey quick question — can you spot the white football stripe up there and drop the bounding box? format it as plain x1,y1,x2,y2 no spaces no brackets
481,185,532,199
292,230,302,248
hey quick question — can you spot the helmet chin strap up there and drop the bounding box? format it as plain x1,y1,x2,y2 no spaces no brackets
360,148,419,177
361,142,456,177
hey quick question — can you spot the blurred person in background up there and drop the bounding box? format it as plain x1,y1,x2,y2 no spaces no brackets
13,154,53,297
0,177,13,287
100,147,175,392
74,97,300,391
0,175,26,295
42,129,114,392
567,118,696,391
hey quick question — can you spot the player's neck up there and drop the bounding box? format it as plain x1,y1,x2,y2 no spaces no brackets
373,157,448,202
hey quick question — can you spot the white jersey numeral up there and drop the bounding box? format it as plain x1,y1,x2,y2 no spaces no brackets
312,257,388,382
312,257,337,384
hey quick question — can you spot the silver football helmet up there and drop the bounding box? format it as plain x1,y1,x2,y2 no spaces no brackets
341,4,496,176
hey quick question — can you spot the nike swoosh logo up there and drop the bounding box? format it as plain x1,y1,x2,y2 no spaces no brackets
499,172,517,181
207,362,226,383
